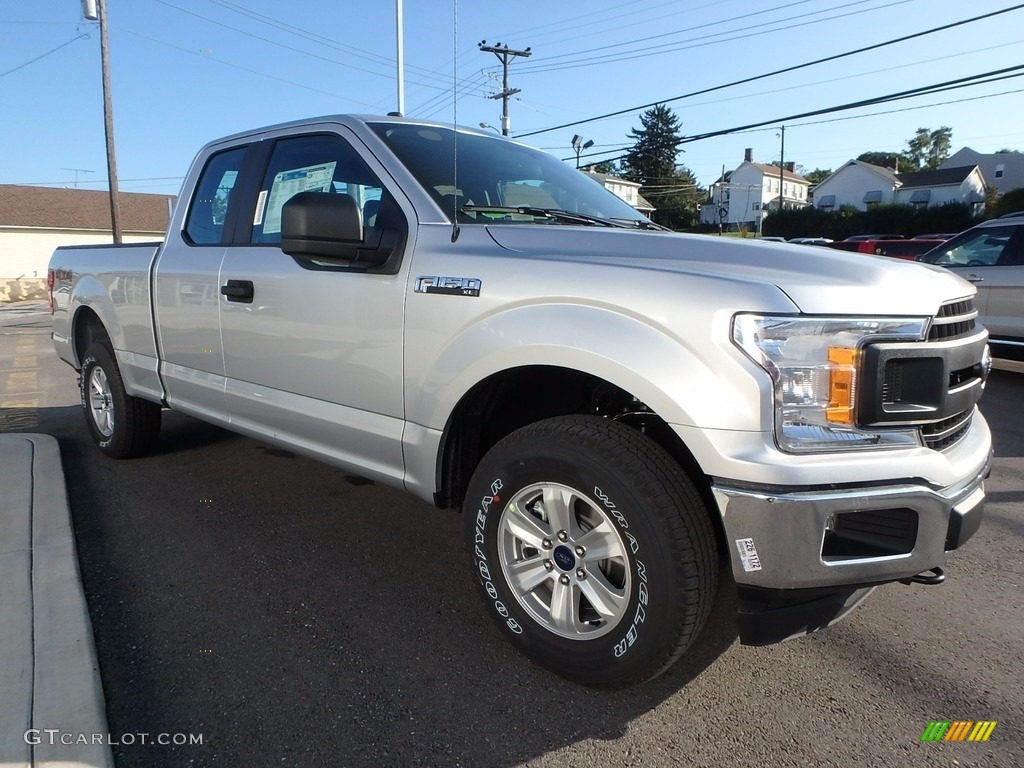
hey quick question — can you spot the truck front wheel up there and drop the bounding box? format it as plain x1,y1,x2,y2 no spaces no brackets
463,415,718,687
81,341,161,458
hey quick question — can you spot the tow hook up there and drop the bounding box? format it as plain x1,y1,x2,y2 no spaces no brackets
899,567,945,586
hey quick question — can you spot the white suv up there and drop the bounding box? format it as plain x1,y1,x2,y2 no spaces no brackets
920,212,1024,359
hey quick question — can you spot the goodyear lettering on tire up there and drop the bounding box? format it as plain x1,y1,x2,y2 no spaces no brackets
474,478,522,634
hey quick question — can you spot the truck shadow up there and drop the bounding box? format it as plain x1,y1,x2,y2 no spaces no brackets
43,404,739,767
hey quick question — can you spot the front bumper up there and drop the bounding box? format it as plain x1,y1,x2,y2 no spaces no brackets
712,447,992,592
714,444,992,646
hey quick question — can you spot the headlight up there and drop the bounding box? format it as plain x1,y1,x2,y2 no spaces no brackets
732,314,928,453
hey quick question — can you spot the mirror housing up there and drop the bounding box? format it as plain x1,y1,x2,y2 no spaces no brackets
281,191,363,261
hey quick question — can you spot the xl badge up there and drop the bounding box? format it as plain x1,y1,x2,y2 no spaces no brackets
415,276,481,297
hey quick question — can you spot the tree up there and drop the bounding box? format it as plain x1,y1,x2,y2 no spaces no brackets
621,105,702,228
903,126,952,171
643,167,703,230
856,151,901,170
621,104,683,187
804,168,832,185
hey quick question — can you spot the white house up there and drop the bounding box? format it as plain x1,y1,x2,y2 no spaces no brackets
939,147,1024,195
701,149,810,229
893,166,986,213
583,171,655,215
812,162,986,215
0,185,174,280
812,160,900,211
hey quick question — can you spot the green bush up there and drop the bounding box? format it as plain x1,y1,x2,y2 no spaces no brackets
993,187,1024,217
762,202,982,240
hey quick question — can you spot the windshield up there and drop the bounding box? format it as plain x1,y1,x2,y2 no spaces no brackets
369,122,651,227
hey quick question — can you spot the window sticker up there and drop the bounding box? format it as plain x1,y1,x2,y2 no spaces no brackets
261,161,337,234
253,189,268,226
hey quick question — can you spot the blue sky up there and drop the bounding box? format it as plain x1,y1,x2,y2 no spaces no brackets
2,0,1022,197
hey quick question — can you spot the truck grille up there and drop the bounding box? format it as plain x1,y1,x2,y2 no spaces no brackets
858,298,987,453
921,409,974,451
928,298,977,341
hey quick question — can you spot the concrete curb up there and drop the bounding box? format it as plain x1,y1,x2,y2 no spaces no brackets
0,434,113,768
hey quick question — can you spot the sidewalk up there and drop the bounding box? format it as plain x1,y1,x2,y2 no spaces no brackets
0,433,113,768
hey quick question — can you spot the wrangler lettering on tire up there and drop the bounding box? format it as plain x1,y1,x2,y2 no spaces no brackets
464,415,718,687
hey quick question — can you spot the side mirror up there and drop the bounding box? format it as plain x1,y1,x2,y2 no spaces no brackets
281,191,362,260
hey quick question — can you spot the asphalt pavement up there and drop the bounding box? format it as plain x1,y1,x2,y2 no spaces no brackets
1,298,1022,767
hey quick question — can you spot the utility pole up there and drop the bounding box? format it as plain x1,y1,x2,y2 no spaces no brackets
777,125,785,215
395,0,405,115
478,41,531,136
84,0,123,243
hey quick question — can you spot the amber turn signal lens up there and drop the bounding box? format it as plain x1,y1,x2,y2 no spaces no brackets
826,347,857,425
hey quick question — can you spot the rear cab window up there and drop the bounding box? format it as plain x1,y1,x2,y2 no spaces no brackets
185,147,247,245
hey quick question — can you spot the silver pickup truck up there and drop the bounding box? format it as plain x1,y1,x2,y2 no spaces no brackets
48,115,993,687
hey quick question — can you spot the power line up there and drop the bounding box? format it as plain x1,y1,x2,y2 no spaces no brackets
0,32,89,79
572,65,1024,167
202,0,483,92
486,0,688,46
563,76,1024,165
5,176,184,186
789,86,1024,130
116,26,382,109
662,38,1024,114
516,4,1024,138
518,0,882,72
152,0,486,98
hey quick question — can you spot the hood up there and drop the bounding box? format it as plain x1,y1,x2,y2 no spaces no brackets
485,226,974,316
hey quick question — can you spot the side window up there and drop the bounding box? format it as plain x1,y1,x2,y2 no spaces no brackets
185,147,247,245
251,134,384,245
934,226,1020,267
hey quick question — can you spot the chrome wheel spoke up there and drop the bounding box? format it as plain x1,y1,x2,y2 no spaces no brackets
549,578,583,635
502,503,550,550
507,556,552,594
575,520,623,562
541,484,578,538
578,567,628,620
88,368,114,437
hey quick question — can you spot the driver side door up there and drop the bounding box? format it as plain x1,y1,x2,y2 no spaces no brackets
218,127,412,483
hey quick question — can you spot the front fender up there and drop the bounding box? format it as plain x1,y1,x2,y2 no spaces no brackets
406,302,771,435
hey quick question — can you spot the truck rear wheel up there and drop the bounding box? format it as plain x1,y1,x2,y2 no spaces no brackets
81,341,161,458
463,415,718,687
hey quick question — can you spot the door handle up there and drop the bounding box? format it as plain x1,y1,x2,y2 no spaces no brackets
221,279,254,302
966,274,984,283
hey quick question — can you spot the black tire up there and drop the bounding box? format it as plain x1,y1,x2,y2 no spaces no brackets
80,340,161,458
464,415,718,687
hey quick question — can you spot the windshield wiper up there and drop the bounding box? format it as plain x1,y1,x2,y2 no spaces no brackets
613,218,672,232
460,205,634,229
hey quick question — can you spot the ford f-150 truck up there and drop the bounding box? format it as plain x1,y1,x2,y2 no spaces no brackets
49,115,993,687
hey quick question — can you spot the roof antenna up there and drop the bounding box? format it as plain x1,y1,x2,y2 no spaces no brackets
450,0,460,243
